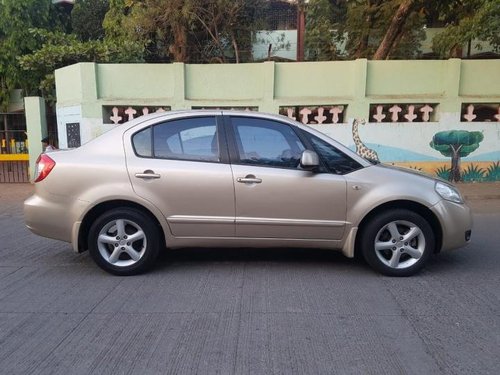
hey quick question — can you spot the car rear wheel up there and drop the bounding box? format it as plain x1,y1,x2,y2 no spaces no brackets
360,209,434,276
88,208,160,275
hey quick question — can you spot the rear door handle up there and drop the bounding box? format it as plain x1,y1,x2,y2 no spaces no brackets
237,175,262,184
135,170,161,179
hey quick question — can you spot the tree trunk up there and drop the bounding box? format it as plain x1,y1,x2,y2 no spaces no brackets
450,145,462,182
373,0,415,60
170,24,187,62
387,30,404,59
231,33,240,64
450,44,463,58
354,0,373,58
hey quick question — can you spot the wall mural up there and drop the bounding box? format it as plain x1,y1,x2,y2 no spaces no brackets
280,104,499,183
351,119,380,163
346,120,498,183
429,130,484,182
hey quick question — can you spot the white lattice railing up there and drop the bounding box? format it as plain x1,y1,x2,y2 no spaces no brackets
280,105,346,124
103,106,171,125
461,103,500,122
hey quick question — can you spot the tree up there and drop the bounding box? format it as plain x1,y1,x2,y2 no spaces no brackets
305,0,347,61
18,30,144,105
430,130,484,182
305,0,499,60
0,0,70,109
103,0,267,63
190,0,267,63
432,0,500,57
72,0,109,41
338,0,425,60
373,0,417,59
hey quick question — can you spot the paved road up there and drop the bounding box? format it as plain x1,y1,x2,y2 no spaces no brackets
0,184,499,375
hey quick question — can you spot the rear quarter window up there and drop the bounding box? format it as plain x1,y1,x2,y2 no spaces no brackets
132,127,152,157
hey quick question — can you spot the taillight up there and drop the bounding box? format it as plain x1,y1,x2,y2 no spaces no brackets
34,154,56,183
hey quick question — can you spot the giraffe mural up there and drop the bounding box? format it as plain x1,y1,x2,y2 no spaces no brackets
351,119,380,162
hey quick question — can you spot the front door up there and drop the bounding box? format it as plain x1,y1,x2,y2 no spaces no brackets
226,116,347,240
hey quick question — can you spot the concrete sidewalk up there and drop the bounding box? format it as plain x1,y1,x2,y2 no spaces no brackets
456,182,500,200
455,182,500,214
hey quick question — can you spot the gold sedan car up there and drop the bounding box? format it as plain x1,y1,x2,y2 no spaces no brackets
24,111,472,276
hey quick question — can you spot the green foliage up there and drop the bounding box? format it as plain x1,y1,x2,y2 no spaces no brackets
461,164,486,182
103,0,266,63
0,0,70,109
340,0,425,59
101,0,150,61
432,0,500,57
2,0,499,113
435,166,451,180
72,0,110,41
305,0,347,61
430,130,484,158
436,162,499,182
303,0,499,60
18,29,144,105
485,162,500,182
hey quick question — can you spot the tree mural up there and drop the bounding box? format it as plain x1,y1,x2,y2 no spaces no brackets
430,130,484,182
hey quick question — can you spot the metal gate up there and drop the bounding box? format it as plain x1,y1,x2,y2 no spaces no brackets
1,112,30,183
0,159,30,183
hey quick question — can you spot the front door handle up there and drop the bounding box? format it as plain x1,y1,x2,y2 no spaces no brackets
237,175,262,184
135,170,161,179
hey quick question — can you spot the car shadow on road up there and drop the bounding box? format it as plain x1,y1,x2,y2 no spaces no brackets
153,247,369,272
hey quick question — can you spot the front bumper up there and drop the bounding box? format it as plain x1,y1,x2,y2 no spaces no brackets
431,199,473,252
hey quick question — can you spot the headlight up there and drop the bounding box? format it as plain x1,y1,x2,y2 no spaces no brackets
435,182,463,204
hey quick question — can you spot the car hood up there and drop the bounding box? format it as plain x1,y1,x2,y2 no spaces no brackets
378,163,450,185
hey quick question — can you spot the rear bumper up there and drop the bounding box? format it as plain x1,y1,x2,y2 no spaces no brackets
24,194,88,244
431,199,473,252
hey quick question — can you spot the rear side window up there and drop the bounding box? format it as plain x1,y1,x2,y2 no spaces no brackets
132,117,219,162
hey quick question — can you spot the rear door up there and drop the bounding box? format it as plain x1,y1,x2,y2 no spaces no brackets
125,115,235,237
225,115,348,240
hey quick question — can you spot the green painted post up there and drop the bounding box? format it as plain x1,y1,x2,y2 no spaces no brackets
171,62,187,110
348,58,369,121
259,61,279,114
80,63,100,119
441,58,462,121
24,97,47,181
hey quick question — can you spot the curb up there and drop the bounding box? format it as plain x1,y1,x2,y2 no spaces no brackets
463,195,500,200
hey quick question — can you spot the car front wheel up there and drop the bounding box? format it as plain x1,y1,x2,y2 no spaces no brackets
360,209,435,276
88,208,160,276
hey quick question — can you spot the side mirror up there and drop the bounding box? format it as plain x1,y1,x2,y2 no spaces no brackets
300,150,319,171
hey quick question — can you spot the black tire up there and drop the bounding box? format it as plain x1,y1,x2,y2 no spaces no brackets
360,209,434,277
88,208,160,276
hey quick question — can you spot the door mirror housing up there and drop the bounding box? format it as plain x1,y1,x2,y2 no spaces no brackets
300,150,320,171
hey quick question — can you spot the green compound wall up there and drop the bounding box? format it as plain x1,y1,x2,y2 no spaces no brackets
50,59,500,181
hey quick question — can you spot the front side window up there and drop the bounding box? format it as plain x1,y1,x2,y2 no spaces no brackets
306,133,362,174
132,117,219,162
231,117,305,168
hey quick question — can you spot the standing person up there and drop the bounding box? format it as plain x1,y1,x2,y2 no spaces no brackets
41,137,57,152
